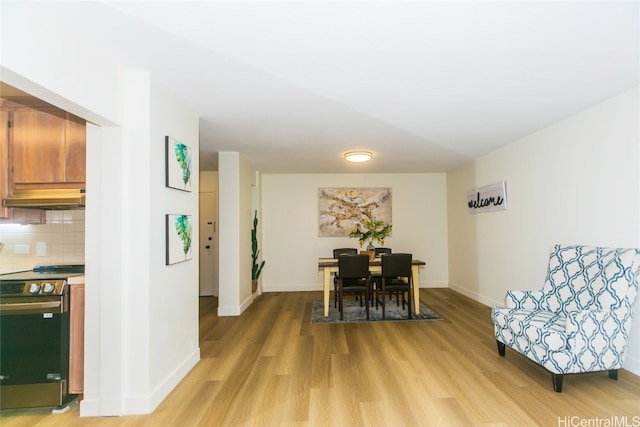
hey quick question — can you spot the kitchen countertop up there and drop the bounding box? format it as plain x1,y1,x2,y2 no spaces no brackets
67,275,85,285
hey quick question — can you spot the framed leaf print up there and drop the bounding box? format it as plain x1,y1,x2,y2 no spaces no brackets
166,214,193,265
165,136,192,191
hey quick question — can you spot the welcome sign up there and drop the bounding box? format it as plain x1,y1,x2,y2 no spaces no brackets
467,181,508,214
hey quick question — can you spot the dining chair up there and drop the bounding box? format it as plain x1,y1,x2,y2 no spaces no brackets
337,254,371,320
374,253,413,319
374,247,392,257
333,248,358,308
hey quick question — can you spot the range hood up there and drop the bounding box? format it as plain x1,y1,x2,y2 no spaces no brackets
3,189,85,210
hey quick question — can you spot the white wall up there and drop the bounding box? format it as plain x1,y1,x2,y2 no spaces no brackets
148,79,200,411
261,173,449,291
2,2,200,415
218,152,255,315
447,87,640,374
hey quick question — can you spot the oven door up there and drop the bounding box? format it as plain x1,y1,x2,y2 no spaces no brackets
0,297,70,409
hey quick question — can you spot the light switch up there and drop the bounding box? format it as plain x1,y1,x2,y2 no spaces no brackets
36,242,47,256
14,244,30,254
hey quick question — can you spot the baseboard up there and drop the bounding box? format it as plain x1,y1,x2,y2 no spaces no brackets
217,293,256,316
418,280,449,288
79,398,100,417
218,304,241,316
448,281,503,307
79,348,200,416
124,347,200,415
623,354,640,376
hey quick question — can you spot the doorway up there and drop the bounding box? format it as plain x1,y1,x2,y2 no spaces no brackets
199,191,218,296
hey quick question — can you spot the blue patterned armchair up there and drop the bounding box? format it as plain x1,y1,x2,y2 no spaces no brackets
491,245,640,392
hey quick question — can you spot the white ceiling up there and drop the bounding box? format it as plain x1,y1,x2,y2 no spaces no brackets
86,1,639,172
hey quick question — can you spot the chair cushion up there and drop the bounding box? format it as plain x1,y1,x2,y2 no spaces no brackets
493,307,568,352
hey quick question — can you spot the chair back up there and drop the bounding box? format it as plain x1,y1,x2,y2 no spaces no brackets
381,253,412,278
338,254,370,280
375,247,392,257
333,248,358,258
542,245,640,316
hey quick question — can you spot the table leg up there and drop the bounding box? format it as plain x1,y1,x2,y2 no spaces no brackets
412,265,420,315
323,268,331,317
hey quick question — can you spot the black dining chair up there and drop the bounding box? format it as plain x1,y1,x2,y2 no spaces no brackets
337,254,371,320
333,248,358,308
373,253,413,319
374,247,392,257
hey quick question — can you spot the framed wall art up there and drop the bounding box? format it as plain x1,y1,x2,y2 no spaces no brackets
318,187,392,237
166,214,193,265
165,136,192,191
467,181,508,214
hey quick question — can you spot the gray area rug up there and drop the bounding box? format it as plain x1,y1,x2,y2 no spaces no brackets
310,299,441,323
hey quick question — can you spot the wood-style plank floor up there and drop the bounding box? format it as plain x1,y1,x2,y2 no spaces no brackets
2,288,639,426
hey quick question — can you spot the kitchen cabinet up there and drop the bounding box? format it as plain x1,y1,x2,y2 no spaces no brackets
10,107,86,189
0,108,45,223
69,283,85,395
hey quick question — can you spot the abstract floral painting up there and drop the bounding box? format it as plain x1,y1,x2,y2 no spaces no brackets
165,136,192,191
166,214,193,265
318,187,392,237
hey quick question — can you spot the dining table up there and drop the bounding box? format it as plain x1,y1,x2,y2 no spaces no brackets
318,257,426,317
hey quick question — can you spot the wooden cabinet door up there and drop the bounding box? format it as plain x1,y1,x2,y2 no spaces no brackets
11,107,66,186
64,112,86,185
0,109,44,223
69,284,85,395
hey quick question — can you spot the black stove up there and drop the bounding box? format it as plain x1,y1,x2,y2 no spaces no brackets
0,264,83,409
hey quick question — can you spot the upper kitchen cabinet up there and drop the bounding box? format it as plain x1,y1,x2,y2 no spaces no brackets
11,107,86,189
0,108,45,223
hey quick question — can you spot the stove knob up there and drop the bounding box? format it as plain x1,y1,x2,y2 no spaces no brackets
43,283,56,294
28,283,41,294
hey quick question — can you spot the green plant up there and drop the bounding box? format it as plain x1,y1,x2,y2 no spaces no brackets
349,218,392,250
251,210,266,280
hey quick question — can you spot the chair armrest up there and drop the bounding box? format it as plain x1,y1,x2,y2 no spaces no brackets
505,290,545,310
565,310,622,358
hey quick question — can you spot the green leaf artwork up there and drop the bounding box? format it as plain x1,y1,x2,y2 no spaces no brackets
166,136,192,191
174,142,192,187
174,215,192,257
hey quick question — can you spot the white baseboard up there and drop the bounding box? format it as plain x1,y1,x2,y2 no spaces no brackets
126,348,200,415
79,399,100,417
448,281,502,307
623,354,640,376
80,348,200,416
217,293,256,316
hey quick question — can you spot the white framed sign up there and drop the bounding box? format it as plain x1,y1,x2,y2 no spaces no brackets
467,181,508,214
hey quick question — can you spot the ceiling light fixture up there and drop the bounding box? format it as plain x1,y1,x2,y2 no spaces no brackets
344,151,372,163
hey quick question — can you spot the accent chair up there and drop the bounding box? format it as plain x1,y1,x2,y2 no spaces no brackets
491,245,640,392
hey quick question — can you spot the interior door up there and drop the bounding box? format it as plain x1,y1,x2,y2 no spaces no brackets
199,191,217,296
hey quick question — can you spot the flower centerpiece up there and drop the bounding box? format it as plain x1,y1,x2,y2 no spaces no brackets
349,218,392,251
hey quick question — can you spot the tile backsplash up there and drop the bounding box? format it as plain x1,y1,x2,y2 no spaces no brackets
0,210,85,274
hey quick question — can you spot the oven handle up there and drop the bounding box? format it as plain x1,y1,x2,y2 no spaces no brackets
0,300,62,314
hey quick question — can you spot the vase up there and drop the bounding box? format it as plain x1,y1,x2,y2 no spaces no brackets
360,250,375,261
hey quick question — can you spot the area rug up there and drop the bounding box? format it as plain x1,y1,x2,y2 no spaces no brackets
310,300,442,323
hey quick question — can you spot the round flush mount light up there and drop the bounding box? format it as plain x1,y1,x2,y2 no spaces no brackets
344,151,373,163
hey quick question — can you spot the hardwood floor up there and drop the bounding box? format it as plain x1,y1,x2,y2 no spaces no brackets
2,288,640,426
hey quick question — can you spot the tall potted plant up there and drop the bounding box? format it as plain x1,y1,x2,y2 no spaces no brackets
349,218,392,252
251,210,266,293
